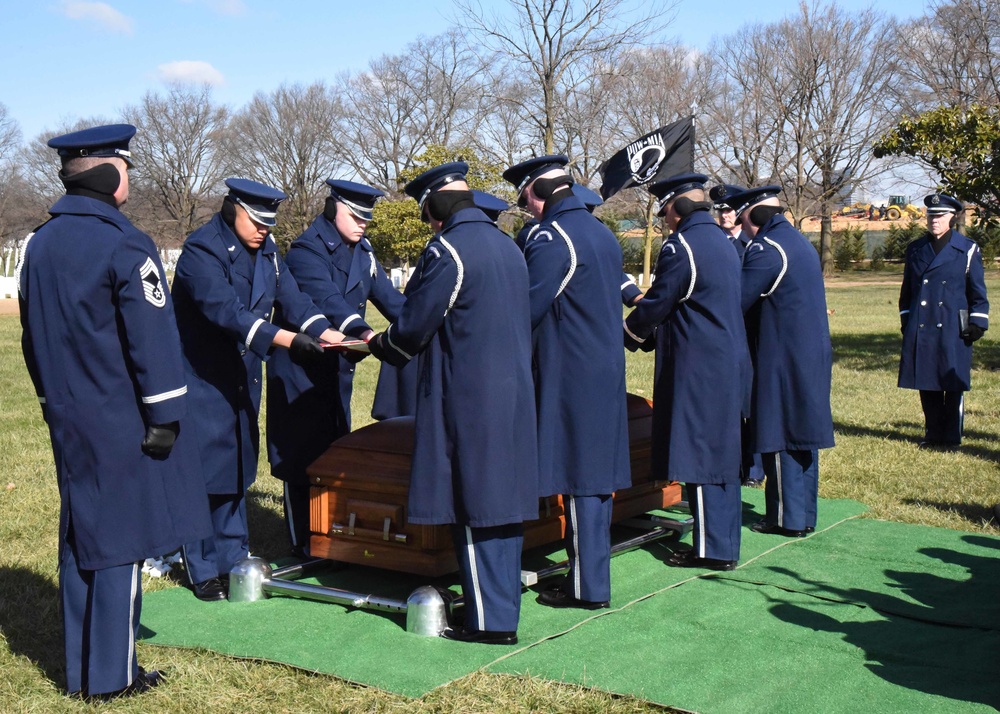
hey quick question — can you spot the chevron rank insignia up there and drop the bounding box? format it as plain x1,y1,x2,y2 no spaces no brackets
139,257,166,308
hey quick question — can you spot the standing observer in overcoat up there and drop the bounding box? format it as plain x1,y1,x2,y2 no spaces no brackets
368,162,539,645
171,179,343,601
19,124,211,701
898,193,988,448
266,180,403,555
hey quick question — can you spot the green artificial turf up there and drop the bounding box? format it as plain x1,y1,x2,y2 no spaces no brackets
138,491,868,697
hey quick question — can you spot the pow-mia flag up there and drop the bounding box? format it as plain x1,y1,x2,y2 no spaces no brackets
139,257,166,308
598,117,695,200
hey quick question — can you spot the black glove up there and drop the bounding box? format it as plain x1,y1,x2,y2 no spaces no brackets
289,333,325,363
963,324,985,345
343,348,368,365
900,317,908,335
142,422,179,458
367,332,389,362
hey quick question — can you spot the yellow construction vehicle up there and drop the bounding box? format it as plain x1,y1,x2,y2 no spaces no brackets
881,195,924,221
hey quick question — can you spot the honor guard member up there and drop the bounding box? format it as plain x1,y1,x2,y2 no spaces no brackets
898,193,988,448
504,155,631,609
172,178,345,600
710,182,763,486
370,190,514,421
623,173,746,570
367,162,539,644
19,124,212,700
731,185,835,537
266,180,403,556
710,183,749,257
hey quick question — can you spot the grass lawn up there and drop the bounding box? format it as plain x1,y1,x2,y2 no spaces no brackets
1,275,999,712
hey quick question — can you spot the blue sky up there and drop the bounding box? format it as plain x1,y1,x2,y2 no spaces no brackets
2,0,924,144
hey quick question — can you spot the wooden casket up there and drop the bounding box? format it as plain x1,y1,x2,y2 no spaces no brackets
307,393,680,576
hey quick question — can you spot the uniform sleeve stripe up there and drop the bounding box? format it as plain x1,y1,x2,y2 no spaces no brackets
760,237,788,298
550,221,578,299
300,314,324,332
623,318,645,343
246,318,265,347
339,314,362,332
620,280,634,290
385,325,413,360
971,313,989,320
38,396,46,404
899,309,910,315
142,386,187,404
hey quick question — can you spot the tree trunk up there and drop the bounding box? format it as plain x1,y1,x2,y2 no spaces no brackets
820,208,833,276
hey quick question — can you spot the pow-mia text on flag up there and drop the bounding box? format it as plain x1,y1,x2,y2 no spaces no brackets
599,117,695,200
139,256,166,307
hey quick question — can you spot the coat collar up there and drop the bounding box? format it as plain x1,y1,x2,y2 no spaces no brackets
438,206,494,237
541,193,587,220
49,194,130,231
677,209,719,233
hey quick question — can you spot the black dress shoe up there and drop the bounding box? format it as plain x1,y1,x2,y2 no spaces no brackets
192,577,227,601
665,549,737,571
741,478,765,488
440,626,517,645
750,520,813,537
536,587,609,610
86,667,165,701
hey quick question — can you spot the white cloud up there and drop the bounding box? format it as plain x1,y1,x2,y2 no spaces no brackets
60,1,133,34
156,61,225,86
176,0,246,15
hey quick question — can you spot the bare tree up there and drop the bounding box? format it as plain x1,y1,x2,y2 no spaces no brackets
0,104,24,258
222,82,342,246
894,0,1000,113
703,3,900,272
601,43,710,285
791,4,900,271
122,85,229,247
700,26,794,192
457,0,676,154
335,31,485,191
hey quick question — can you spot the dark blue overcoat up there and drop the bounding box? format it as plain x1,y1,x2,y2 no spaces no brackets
19,196,211,570
624,211,746,484
171,213,331,495
740,214,834,454
525,194,630,496
379,207,539,526
898,230,989,392
266,216,404,480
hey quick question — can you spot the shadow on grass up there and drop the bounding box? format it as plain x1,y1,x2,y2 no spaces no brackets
899,498,998,524
0,565,64,690
246,487,298,564
831,331,1000,373
762,537,1000,709
835,419,1000,465
833,419,922,444
831,332,900,371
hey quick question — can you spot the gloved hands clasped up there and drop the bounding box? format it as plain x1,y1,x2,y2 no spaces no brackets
142,422,179,458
